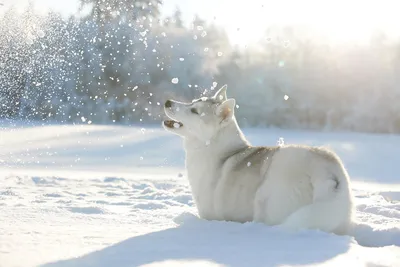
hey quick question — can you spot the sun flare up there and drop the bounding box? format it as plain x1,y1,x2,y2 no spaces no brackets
210,0,400,46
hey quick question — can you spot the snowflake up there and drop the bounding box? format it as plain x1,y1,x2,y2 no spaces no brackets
277,137,285,147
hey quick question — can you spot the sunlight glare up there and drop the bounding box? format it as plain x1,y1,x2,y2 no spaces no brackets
211,0,400,46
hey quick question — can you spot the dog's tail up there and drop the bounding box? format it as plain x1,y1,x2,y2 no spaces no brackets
281,162,354,235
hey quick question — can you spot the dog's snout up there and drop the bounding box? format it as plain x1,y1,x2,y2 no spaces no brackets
165,100,172,108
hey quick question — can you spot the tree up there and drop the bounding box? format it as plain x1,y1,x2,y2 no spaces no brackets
79,0,162,24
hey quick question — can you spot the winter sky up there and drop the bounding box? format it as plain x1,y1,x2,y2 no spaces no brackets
2,0,400,46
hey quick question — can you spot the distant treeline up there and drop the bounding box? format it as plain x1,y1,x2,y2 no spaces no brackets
1,0,400,133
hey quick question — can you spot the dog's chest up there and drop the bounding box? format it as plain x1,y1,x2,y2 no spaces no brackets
185,158,221,219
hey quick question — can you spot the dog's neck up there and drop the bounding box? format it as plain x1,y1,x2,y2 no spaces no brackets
183,117,250,157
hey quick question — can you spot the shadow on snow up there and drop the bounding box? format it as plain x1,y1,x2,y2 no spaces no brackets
41,214,353,267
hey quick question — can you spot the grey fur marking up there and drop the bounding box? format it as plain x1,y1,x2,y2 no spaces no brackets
221,146,279,173
332,175,340,190
192,97,220,105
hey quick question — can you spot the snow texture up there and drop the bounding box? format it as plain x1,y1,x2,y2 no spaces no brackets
0,122,399,267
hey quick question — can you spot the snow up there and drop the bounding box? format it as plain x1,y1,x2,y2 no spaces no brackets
0,122,399,267
277,137,285,146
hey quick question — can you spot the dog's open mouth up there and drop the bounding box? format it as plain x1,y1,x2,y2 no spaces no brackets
163,120,183,129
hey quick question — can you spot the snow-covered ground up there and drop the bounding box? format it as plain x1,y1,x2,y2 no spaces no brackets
0,122,399,267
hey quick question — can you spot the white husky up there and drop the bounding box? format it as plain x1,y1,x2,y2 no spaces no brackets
162,85,354,235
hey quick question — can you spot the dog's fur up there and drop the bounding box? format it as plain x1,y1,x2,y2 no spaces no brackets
162,85,354,235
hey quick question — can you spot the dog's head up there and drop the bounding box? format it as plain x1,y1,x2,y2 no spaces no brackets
162,84,236,141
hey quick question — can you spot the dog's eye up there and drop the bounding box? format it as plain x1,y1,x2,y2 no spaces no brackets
190,108,199,115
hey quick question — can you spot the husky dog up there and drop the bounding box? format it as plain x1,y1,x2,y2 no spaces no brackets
162,85,354,235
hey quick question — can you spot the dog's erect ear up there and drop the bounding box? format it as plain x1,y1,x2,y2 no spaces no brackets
216,98,235,121
213,84,227,101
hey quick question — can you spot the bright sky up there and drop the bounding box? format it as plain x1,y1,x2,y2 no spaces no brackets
2,0,400,46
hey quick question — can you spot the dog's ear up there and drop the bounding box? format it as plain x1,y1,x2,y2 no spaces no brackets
213,84,227,101
216,98,235,121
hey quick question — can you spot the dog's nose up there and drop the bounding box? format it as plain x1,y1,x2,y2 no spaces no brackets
165,100,172,108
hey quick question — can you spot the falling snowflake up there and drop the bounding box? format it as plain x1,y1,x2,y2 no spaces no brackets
283,40,291,47
37,30,45,38
171,78,179,84
277,137,285,147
